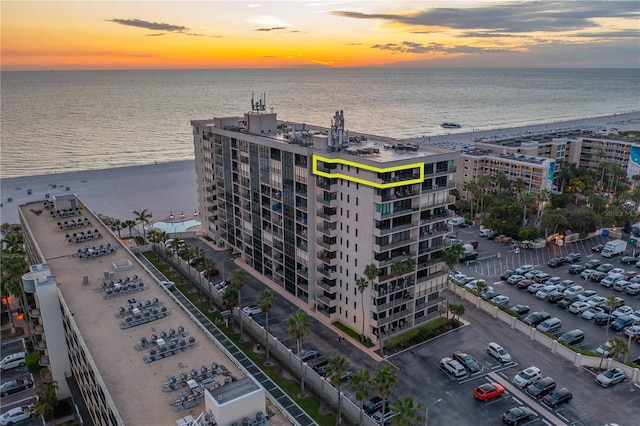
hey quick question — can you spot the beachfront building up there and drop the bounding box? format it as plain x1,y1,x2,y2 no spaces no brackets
192,99,459,342
455,149,556,199
18,195,267,426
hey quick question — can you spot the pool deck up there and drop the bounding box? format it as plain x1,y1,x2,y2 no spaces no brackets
148,214,202,235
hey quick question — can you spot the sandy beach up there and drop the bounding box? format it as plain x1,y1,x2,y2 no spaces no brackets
1,112,638,227
0,160,198,225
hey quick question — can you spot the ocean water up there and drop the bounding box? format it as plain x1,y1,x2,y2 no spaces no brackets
1,68,638,178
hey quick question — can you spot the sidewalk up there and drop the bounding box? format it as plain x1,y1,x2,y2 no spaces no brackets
199,236,385,363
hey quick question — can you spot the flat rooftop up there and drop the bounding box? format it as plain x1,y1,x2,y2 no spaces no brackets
19,198,243,425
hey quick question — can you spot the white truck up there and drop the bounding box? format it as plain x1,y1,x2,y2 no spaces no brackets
601,239,627,258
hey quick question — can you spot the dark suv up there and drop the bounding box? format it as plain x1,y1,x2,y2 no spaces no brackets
568,264,585,274
565,252,582,263
523,311,550,326
547,257,567,268
526,376,556,399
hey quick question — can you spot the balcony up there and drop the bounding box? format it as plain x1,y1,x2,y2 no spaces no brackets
206,185,216,193
376,294,412,311
316,208,337,220
374,307,415,326
39,355,50,367
317,178,336,190
418,211,454,226
33,324,44,334
316,194,338,207
40,368,54,383
376,189,420,203
317,251,338,266
374,237,417,252
416,269,448,284
373,206,418,221
36,340,47,351
418,242,447,255
30,308,41,318
419,227,450,240
375,252,416,268
317,278,337,293
316,223,337,236
316,237,337,250
317,294,337,307
419,195,456,210
373,221,416,237
316,265,336,278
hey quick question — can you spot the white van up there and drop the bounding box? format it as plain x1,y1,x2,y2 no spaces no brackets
447,217,465,227
0,351,26,371
536,318,562,334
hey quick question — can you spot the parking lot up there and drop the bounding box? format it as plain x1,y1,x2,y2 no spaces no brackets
453,226,640,362
1,338,40,426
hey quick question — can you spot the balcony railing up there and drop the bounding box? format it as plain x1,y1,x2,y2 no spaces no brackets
317,294,337,307
316,224,337,236
31,308,41,318
316,266,336,278
374,237,417,252
373,307,415,326
419,195,456,210
317,279,337,293
316,237,337,250
374,221,417,237
316,194,338,207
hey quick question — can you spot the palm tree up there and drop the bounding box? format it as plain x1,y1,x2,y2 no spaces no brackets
1,232,24,255
133,209,152,241
110,219,123,239
449,303,465,322
349,368,373,426
474,280,488,297
391,396,425,426
287,310,313,396
33,382,58,423
123,219,136,238
229,268,248,337
0,252,28,334
324,355,349,426
373,365,397,426
256,289,276,365
608,336,629,361
441,244,465,306
356,276,369,341
517,191,535,227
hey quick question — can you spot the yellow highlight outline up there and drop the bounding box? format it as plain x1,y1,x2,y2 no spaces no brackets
312,155,424,189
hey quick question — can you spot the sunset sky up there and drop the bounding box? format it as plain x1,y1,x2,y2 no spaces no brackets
2,1,638,70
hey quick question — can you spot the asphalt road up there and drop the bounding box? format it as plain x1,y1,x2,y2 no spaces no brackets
1,338,39,425
452,226,640,362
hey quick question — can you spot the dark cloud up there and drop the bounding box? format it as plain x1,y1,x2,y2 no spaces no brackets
146,33,165,37
371,41,508,55
255,27,287,32
108,18,188,32
332,1,638,34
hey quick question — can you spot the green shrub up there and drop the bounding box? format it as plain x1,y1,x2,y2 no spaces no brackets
385,318,453,350
25,352,40,373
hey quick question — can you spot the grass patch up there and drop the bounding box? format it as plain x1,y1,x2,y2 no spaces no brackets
1,326,24,338
143,252,335,426
332,321,375,348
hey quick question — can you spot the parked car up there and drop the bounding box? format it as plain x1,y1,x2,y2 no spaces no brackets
510,304,530,316
581,307,605,321
515,264,534,274
586,296,607,308
241,305,263,317
569,264,586,274
481,289,501,300
500,270,515,280
594,312,611,326
523,311,550,327
439,357,466,377
516,279,534,290
0,406,34,426
625,283,640,295
371,410,396,425
492,295,510,306
624,324,640,339
594,341,615,358
565,252,582,263
507,274,525,285
536,318,562,334
501,406,535,425
527,283,545,294
569,301,591,314
363,396,389,416
595,368,627,387
0,377,33,397
0,352,26,372
610,316,635,332
542,388,573,408
453,351,481,373
526,376,556,398
596,263,614,273
547,291,565,304
473,382,505,401
533,272,551,283
584,259,601,269
611,305,633,319
597,297,624,312
487,342,512,364
300,349,320,362
576,290,598,302
557,296,579,310
592,244,605,253
613,280,632,292
589,271,607,282
580,269,596,280
557,329,585,346
548,257,567,268
513,366,541,388
564,285,584,297
525,269,544,279
621,256,637,265
479,228,495,238
467,240,479,249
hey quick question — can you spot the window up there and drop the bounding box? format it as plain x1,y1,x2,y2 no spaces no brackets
356,197,359,206
428,292,440,301
416,297,426,305
353,315,356,323
427,305,438,314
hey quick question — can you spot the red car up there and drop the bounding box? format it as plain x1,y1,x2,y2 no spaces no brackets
467,240,479,249
473,382,505,401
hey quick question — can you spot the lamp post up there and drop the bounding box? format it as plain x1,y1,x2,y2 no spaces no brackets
425,398,442,426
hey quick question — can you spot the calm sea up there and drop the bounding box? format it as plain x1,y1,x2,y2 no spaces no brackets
1,68,638,178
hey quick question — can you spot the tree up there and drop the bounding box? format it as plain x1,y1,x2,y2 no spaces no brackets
449,303,465,322
110,219,123,239
608,336,629,361
517,191,535,227
133,209,152,241
287,311,313,396
356,276,369,340
1,252,28,334
32,381,58,423
373,365,397,426
349,368,373,426
123,219,136,238
229,268,248,337
441,245,465,306
324,355,349,426
540,209,568,236
474,280,488,297
256,289,276,365
391,396,425,426
1,232,24,255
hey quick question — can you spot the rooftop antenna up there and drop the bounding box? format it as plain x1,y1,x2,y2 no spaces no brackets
328,110,347,147
251,93,266,113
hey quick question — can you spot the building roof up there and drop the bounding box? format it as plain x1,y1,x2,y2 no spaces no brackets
19,198,243,426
